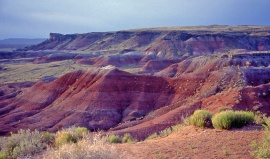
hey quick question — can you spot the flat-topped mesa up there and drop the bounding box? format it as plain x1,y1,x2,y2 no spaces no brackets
24,26,270,58
230,51,270,58
49,33,78,41
49,33,64,41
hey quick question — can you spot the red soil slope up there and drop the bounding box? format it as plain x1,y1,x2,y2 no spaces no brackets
0,68,175,134
117,125,262,159
1,52,270,139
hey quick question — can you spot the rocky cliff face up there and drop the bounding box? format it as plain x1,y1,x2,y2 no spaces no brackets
25,26,270,59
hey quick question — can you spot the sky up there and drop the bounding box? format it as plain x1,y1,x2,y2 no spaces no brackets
0,0,270,39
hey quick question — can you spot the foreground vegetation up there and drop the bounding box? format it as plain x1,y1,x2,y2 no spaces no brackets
146,110,256,140
188,110,255,129
250,117,270,159
0,127,128,159
145,109,270,159
0,109,269,159
212,110,254,129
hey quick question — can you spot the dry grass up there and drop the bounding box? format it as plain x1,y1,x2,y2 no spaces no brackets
0,60,92,83
0,129,46,159
43,133,128,159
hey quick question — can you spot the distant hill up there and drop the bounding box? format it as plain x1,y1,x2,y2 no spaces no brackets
24,25,270,59
0,38,46,51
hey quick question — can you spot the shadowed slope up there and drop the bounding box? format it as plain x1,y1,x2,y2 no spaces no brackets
0,68,175,134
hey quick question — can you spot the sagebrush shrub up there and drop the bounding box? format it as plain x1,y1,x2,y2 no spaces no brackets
171,124,183,132
262,117,270,130
146,133,158,140
0,152,5,159
159,128,173,137
251,130,270,159
55,131,78,147
106,134,122,143
41,132,55,146
254,112,268,125
145,124,184,141
212,110,254,129
122,133,136,143
0,129,46,158
212,110,235,129
43,138,124,159
75,127,89,139
233,111,254,128
190,110,213,128
251,117,270,159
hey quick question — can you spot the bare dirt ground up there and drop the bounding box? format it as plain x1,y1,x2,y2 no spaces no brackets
116,125,263,159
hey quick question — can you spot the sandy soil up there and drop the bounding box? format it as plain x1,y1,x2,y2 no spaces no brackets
116,125,263,159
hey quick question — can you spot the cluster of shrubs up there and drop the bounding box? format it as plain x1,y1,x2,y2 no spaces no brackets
144,109,270,159
54,126,89,147
0,126,127,159
0,129,51,159
188,109,270,159
145,109,255,141
0,109,269,159
189,109,255,129
106,133,137,143
212,110,254,129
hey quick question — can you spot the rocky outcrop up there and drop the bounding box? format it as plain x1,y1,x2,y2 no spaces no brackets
24,26,270,59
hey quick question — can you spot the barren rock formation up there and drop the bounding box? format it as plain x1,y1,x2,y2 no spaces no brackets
1,26,270,139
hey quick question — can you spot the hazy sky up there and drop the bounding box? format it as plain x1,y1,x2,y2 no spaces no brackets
0,0,270,39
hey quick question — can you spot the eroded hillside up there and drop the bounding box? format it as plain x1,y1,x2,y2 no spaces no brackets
0,25,270,138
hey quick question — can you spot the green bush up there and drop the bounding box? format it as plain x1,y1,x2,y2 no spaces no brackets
106,134,122,143
146,133,158,140
251,130,270,159
218,107,232,112
41,132,55,146
190,110,213,128
251,117,270,158
254,112,268,125
0,129,46,159
261,117,270,130
171,124,183,132
145,124,184,141
159,127,174,137
0,152,5,159
234,111,254,128
212,110,236,129
75,127,89,139
183,117,191,126
122,133,136,143
212,110,254,129
55,131,78,147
